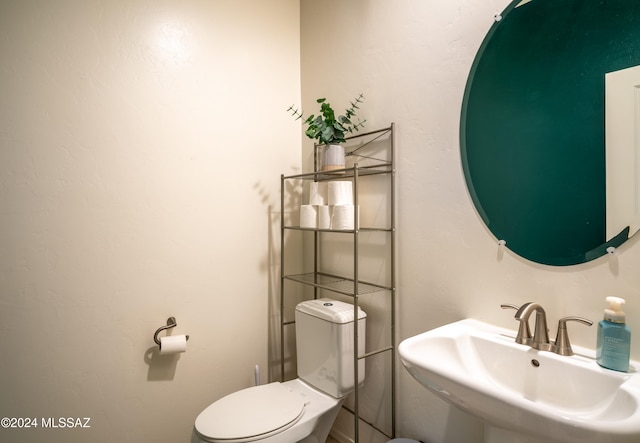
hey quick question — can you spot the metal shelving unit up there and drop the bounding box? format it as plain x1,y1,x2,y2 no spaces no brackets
279,124,396,442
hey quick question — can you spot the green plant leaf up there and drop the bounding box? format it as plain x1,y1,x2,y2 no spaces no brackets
321,126,335,141
289,94,365,144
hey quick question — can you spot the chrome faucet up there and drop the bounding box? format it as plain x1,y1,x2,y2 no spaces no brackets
500,304,531,344
515,302,551,351
502,303,593,355
553,316,593,356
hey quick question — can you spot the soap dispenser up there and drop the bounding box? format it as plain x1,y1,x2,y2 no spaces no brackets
596,296,631,372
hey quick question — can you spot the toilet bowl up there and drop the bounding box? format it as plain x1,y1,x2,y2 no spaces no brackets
192,379,343,443
192,298,366,443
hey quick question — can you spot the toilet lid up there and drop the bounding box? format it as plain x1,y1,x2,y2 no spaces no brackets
195,382,306,442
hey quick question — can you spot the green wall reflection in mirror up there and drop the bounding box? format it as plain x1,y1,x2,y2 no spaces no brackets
461,0,640,266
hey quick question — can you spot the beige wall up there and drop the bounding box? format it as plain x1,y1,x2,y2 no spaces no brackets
0,1,300,442
3,1,640,443
300,0,640,442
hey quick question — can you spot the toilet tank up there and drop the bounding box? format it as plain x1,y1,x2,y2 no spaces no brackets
295,298,367,398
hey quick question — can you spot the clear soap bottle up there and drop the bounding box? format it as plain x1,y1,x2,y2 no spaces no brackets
596,296,631,372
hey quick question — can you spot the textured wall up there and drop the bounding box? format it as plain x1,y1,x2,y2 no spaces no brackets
0,1,300,442
300,1,640,442
3,1,640,442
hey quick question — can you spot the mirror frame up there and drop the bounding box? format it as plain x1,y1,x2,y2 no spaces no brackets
461,0,640,266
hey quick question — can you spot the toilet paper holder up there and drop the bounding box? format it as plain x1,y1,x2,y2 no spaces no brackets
153,317,190,346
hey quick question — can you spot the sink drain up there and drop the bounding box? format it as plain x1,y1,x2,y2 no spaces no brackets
531,359,540,367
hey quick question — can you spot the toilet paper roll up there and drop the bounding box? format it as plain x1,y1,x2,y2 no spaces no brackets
331,205,359,230
317,205,332,229
299,205,317,228
327,181,353,206
308,182,328,205
159,335,188,354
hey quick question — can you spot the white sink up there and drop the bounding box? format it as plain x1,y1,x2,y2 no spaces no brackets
398,319,640,443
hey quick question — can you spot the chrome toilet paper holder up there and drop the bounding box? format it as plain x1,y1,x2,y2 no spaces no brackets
153,317,190,346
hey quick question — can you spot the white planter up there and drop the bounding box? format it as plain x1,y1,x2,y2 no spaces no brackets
321,144,345,172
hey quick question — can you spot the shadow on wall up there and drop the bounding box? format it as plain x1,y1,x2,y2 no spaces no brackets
253,173,306,383
144,347,184,381
444,404,484,442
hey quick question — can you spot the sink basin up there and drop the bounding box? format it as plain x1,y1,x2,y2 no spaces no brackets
399,319,640,443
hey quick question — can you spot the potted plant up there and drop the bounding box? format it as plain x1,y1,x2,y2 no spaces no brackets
288,94,366,172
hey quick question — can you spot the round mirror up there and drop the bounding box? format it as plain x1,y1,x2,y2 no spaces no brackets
461,0,640,266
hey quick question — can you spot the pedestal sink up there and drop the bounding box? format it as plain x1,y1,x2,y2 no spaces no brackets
398,319,640,443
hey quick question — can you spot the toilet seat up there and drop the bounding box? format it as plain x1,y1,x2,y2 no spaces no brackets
194,382,306,442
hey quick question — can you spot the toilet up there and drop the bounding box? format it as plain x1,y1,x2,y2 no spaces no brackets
192,298,367,443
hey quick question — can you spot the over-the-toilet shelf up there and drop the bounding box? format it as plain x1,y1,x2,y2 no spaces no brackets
279,124,396,442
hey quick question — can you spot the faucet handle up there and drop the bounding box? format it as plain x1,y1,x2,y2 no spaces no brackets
501,304,532,344
553,316,593,356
